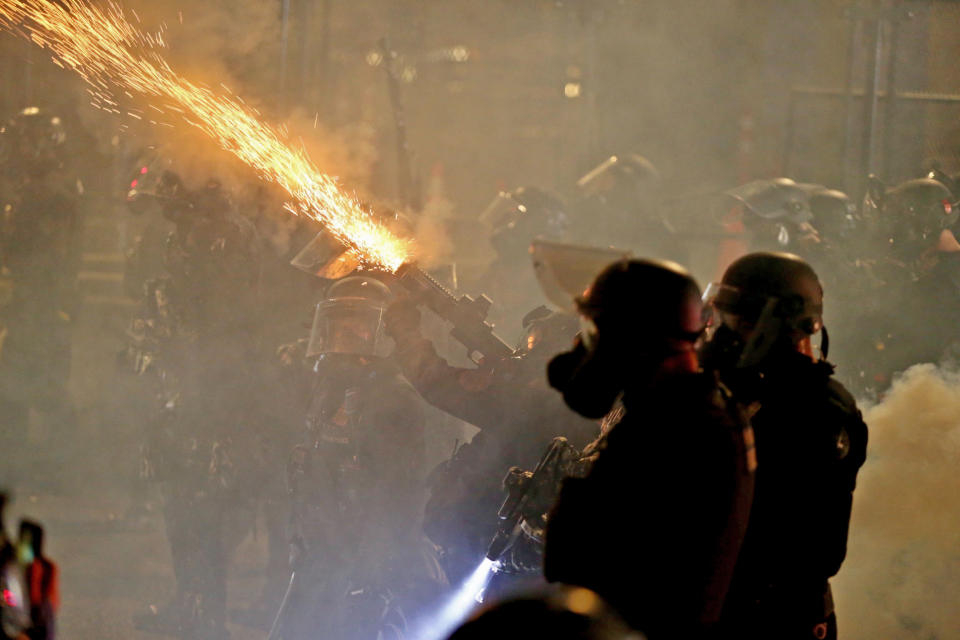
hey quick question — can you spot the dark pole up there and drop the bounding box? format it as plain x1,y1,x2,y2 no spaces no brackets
24,37,33,106
782,89,798,177
842,10,862,193
279,0,291,113
859,13,884,194
315,0,333,120
881,8,905,182
298,0,314,108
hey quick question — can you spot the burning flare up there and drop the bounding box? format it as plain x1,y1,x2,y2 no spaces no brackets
0,0,410,271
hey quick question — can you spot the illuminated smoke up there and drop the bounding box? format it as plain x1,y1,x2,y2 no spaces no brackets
408,559,495,640
0,0,410,271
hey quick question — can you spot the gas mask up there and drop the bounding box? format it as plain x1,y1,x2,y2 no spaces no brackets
548,335,625,420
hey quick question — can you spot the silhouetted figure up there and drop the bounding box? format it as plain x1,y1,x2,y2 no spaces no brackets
18,520,57,640
700,252,868,640
544,259,755,639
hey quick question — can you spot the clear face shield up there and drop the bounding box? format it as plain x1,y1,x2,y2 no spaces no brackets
701,281,826,365
306,298,389,358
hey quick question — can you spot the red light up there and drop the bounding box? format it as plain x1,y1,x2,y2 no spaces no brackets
2,588,16,606
130,179,138,188
140,166,148,174
944,199,952,215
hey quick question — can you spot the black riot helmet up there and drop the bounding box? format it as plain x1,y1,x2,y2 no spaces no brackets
808,188,859,243
517,305,579,356
876,178,959,259
480,186,570,259
548,259,703,419
724,178,821,248
925,165,960,199
306,275,393,358
449,586,640,640
576,258,703,349
703,252,825,366
575,153,662,226
124,146,176,215
0,107,67,179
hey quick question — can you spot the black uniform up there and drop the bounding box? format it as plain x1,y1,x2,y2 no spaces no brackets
704,329,868,640
542,259,757,639
384,304,598,587
544,372,755,639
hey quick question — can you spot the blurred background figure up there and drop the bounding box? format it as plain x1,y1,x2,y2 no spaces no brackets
18,520,57,640
447,586,641,640
128,169,264,640
572,154,686,265
471,186,572,331
0,492,29,640
839,176,960,394
0,107,83,487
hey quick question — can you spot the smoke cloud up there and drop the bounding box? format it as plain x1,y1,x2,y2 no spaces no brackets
834,363,960,639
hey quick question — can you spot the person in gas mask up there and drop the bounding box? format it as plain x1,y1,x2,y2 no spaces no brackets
847,177,960,392
544,259,755,639
282,275,442,640
699,252,868,640
382,300,598,588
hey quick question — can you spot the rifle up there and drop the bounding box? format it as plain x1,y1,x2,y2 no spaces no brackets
394,262,513,363
485,437,583,569
378,38,421,212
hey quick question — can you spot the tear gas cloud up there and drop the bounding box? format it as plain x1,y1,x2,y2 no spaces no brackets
835,363,960,640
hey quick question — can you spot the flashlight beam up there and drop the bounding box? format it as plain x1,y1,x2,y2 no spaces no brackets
408,558,495,640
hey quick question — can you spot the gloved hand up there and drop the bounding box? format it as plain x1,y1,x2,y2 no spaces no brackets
383,296,422,340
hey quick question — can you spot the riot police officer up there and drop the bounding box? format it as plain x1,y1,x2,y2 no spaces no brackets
282,275,441,640
844,177,960,392
383,300,598,589
544,259,755,639
472,186,572,331
700,252,868,640
572,154,686,265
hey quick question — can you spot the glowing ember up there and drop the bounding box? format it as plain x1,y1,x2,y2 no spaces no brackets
0,0,410,271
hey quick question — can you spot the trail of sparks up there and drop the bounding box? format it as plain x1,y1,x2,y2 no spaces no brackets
0,0,410,271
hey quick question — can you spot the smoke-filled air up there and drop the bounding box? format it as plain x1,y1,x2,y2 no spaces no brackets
0,1,959,640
